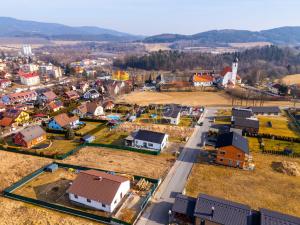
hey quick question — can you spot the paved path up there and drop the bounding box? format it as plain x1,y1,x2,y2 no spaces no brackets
137,109,216,225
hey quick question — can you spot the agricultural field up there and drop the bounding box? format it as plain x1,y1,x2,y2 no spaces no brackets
117,91,294,107
63,146,176,179
280,74,300,85
185,152,300,217
0,151,98,225
258,115,300,138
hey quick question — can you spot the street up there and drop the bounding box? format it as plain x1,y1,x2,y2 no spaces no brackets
137,108,216,225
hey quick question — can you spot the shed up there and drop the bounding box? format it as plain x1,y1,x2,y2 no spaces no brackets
45,164,58,172
81,135,95,143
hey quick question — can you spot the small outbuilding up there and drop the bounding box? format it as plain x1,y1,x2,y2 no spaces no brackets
45,164,58,173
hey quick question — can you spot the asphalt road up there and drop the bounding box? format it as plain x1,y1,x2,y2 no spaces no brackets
137,108,216,225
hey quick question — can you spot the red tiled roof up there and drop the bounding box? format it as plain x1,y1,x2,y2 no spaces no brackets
53,113,78,128
220,67,232,77
193,74,214,82
67,170,129,205
0,117,13,127
19,71,39,79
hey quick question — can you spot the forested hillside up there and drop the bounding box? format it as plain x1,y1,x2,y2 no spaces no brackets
113,46,300,84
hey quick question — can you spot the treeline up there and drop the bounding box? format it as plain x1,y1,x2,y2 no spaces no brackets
113,46,300,84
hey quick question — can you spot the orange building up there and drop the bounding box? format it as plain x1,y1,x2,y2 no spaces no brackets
112,70,130,81
215,132,252,169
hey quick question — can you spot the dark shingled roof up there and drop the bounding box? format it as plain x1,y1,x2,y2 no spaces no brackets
250,106,280,114
216,132,249,154
172,194,196,219
260,208,300,225
134,129,167,144
194,194,252,225
233,117,259,129
232,108,253,118
163,105,181,118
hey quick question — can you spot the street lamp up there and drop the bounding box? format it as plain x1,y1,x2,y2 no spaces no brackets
168,209,172,225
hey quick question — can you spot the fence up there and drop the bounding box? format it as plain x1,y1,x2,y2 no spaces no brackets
3,162,160,225
262,149,300,158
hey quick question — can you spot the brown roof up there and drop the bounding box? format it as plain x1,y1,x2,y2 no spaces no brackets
42,91,57,101
53,113,78,128
67,170,129,205
0,117,14,127
65,90,79,99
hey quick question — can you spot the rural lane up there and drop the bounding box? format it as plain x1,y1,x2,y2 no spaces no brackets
136,108,216,225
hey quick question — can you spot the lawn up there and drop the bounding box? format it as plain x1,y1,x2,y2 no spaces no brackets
258,115,300,138
75,121,105,136
185,152,300,217
93,128,129,145
247,137,261,153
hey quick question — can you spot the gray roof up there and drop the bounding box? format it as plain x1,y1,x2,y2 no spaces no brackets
134,129,167,144
172,194,196,218
260,208,300,225
163,108,181,118
19,125,46,142
194,194,252,225
232,108,253,118
233,117,259,129
250,107,280,114
216,132,249,154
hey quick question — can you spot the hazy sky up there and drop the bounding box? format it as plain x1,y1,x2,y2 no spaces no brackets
1,0,300,35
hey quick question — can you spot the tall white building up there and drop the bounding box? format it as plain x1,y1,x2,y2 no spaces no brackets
220,58,240,88
22,45,33,56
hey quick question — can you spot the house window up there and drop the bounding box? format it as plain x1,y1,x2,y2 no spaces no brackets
220,158,223,162
220,151,226,155
87,199,91,203
148,143,153,147
74,194,78,199
114,200,117,204
120,192,123,198
102,203,106,208
237,154,241,158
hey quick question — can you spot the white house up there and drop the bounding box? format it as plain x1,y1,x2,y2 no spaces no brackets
163,107,181,125
67,170,130,213
83,89,100,100
19,72,40,86
268,83,281,95
73,102,104,117
125,129,169,151
219,58,239,88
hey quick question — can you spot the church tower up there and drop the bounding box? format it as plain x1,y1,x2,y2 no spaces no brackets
231,57,238,83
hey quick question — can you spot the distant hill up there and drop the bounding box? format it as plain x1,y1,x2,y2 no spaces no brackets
144,27,300,45
0,17,142,41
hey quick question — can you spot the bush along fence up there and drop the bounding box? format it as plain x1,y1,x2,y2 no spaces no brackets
246,133,300,143
3,162,160,225
261,149,300,158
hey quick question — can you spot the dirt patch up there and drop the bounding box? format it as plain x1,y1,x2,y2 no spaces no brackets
272,161,300,177
63,146,176,179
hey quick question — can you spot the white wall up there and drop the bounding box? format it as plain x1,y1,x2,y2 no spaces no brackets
134,134,168,151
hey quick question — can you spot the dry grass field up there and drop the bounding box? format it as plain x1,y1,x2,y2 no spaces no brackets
0,151,100,225
63,146,176,179
185,152,300,217
280,74,300,85
117,91,294,107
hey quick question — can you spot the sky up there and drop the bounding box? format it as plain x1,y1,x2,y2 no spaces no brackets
1,0,300,36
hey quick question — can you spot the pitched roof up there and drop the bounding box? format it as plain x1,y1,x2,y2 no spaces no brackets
0,117,13,127
53,113,78,128
193,74,214,83
250,107,280,114
86,102,102,114
216,132,249,154
220,66,232,76
67,170,129,205
19,125,46,142
233,117,260,129
4,108,21,119
42,91,57,101
48,101,63,110
194,194,251,225
19,71,39,78
172,194,196,219
232,108,253,118
260,208,300,225
163,107,181,118
134,129,167,144
65,90,79,99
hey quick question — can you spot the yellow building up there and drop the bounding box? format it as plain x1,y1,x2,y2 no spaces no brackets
14,111,30,125
3,109,30,126
112,70,130,81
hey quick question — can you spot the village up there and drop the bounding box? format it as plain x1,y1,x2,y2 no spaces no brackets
0,45,299,225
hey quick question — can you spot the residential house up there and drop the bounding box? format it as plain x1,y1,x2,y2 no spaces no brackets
112,70,129,81
64,90,80,101
249,106,281,116
3,108,30,126
5,91,37,104
171,193,300,225
103,101,115,111
0,79,11,89
216,132,252,169
48,100,64,112
77,82,89,93
268,83,281,95
163,106,181,125
13,125,47,148
73,102,104,117
83,89,100,100
19,71,40,86
192,73,214,87
48,113,80,131
40,91,57,102
231,117,259,134
218,58,239,88
67,170,130,213
125,129,168,151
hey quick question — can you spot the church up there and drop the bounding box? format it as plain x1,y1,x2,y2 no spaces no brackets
219,58,241,88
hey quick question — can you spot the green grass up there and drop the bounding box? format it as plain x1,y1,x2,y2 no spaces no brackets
258,115,299,138
247,137,261,153
93,128,129,145
75,122,103,136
